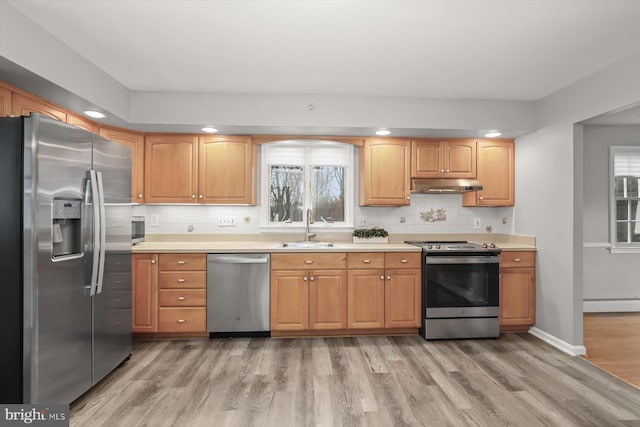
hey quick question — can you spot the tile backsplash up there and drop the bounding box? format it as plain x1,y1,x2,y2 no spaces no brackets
133,194,514,236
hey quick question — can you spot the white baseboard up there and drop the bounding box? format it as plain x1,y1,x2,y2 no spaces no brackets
583,299,640,313
528,327,587,356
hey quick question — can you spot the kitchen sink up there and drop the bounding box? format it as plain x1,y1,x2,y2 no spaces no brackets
279,241,336,249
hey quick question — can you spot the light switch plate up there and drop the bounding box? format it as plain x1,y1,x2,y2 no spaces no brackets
473,217,481,229
149,214,160,227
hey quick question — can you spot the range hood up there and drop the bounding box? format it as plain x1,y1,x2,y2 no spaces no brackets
411,178,483,194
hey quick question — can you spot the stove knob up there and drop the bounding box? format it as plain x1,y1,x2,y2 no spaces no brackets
490,242,496,248
427,245,433,249
482,243,488,248
435,244,441,249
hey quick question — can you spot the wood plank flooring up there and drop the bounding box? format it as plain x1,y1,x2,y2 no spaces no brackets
71,333,640,427
584,312,640,388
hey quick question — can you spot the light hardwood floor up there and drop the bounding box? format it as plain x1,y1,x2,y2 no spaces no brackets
71,334,640,427
584,312,640,388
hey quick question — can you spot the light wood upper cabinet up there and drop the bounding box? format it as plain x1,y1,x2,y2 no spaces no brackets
100,126,145,202
270,270,309,331
309,270,347,330
411,139,476,178
384,268,422,328
144,134,199,203
360,138,411,206
0,84,12,117
198,136,256,204
462,139,514,207
67,113,98,133
12,92,67,122
132,254,158,333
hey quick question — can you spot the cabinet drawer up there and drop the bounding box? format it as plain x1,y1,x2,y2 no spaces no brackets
159,289,206,307
385,253,421,269
500,251,535,269
347,253,385,269
271,253,347,270
158,307,206,332
158,271,206,289
159,254,206,271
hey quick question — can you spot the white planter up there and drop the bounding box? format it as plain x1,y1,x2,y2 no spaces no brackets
352,236,389,244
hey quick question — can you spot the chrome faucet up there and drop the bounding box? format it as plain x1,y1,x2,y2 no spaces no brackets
305,208,316,241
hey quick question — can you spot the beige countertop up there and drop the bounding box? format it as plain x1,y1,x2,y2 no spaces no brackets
132,241,535,253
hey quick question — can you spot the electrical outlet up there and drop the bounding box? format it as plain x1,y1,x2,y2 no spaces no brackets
357,216,367,227
149,214,159,227
187,225,194,232
473,217,481,229
217,215,236,227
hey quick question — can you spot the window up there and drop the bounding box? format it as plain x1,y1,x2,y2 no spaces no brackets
610,146,640,251
261,141,354,228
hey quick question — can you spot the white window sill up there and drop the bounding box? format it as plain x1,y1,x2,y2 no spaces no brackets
609,246,640,254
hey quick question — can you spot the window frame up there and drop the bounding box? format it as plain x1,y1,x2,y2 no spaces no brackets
260,140,354,230
609,146,640,253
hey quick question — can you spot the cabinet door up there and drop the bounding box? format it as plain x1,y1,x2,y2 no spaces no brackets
411,139,442,178
67,114,98,133
12,92,67,122
199,136,256,204
360,138,410,206
347,269,385,328
100,126,145,202
309,269,347,330
385,269,421,328
500,267,535,327
132,254,158,333
144,134,198,203
463,139,514,206
0,84,12,117
445,139,476,178
271,270,309,331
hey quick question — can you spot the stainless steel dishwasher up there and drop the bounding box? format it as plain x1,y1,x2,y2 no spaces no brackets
206,253,270,337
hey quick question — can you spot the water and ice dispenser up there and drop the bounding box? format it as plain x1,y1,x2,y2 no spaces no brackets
52,199,82,259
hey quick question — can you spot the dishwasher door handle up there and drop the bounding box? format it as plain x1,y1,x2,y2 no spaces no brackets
207,255,270,264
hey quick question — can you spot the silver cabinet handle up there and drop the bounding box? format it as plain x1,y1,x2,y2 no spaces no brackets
138,194,143,198
177,278,186,283
310,277,315,281
479,196,484,200
446,169,450,173
303,277,308,281
151,259,156,264
305,260,313,264
363,259,371,263
177,260,186,265
177,319,187,323
387,276,391,280
513,258,521,262
177,296,186,301
440,169,444,173
191,195,196,199
401,259,408,263
199,195,203,199
380,275,384,280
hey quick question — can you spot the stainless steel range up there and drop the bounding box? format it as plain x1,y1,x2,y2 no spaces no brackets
406,241,501,340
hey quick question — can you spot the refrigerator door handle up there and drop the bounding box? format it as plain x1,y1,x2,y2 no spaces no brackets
89,170,100,296
96,171,106,294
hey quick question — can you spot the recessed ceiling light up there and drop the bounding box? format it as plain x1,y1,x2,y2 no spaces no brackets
84,110,106,119
376,129,391,136
201,126,218,133
484,131,502,138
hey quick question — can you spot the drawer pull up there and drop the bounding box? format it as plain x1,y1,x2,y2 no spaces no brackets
177,296,186,301
177,319,187,323
305,260,313,264
177,278,186,283
380,275,384,280
310,277,315,281
400,259,408,263
363,259,371,263
151,259,156,264
303,277,308,281
387,276,391,280
177,260,187,265
513,258,521,262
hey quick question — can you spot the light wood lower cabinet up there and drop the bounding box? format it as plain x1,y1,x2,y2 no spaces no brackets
384,268,422,328
270,270,309,331
132,254,158,333
309,270,348,330
347,269,385,329
499,251,536,332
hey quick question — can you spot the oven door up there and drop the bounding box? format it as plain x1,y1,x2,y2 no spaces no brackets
425,255,499,315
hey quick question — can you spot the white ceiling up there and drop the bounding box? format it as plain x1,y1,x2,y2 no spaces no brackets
8,0,640,102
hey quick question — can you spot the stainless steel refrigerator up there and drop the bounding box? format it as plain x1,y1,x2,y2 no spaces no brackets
0,114,132,404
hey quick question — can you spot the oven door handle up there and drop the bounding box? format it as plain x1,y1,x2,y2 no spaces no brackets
426,256,500,264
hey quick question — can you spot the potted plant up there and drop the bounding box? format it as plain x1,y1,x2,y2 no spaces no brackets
352,227,389,244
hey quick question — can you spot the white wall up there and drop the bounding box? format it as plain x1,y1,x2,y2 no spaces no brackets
134,194,513,236
582,125,640,311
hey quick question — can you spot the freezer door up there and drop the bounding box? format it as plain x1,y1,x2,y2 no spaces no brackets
24,115,93,403
91,134,132,385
